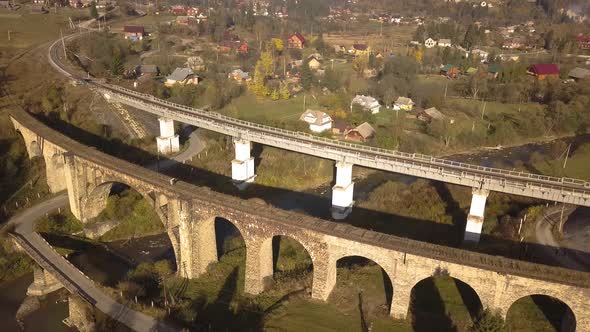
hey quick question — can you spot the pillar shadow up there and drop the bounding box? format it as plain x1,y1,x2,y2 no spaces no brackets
410,277,457,332
531,295,576,332
358,291,369,332
453,278,483,321
24,112,590,275
272,236,281,272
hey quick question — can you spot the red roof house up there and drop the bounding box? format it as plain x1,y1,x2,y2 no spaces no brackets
123,26,145,40
288,33,305,49
574,35,590,50
528,64,560,80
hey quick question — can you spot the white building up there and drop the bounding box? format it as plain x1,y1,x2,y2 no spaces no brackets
424,38,436,48
438,39,452,47
352,95,381,114
299,110,333,133
393,97,415,111
471,49,489,63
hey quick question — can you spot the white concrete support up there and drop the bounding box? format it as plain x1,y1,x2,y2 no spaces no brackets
231,138,256,188
156,118,180,154
331,162,354,220
464,188,489,244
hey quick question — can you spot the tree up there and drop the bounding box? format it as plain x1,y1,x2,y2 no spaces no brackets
271,38,284,53
89,1,99,19
323,68,340,92
300,59,313,90
271,89,279,100
280,84,290,99
544,30,555,50
415,47,424,64
469,309,506,332
414,24,427,43
463,24,478,50
110,53,124,76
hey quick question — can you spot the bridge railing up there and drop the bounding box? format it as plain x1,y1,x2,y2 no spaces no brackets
101,83,590,191
11,233,97,305
49,35,590,195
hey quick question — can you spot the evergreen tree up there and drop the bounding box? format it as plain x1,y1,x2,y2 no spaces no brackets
90,1,99,19
110,54,124,76
271,89,279,100
280,84,290,99
544,30,555,50
463,24,478,50
469,309,506,332
300,59,313,90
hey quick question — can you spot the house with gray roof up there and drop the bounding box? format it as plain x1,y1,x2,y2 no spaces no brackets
165,68,200,87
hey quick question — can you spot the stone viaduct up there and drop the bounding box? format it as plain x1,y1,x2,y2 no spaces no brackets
10,109,590,330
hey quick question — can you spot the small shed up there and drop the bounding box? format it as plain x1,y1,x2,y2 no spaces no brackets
124,26,145,41
527,64,559,80
568,67,590,81
299,110,333,133
345,122,376,143
418,107,446,122
393,97,415,111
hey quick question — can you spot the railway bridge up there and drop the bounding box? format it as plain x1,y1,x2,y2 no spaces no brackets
9,108,590,330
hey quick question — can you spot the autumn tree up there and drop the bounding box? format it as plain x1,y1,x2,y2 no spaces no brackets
89,1,99,19
280,84,290,99
251,51,274,96
271,38,284,53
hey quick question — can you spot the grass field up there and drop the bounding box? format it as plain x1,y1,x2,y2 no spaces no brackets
0,8,86,56
534,143,590,180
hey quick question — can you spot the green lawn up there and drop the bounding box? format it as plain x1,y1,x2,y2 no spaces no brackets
534,143,590,181
219,92,316,127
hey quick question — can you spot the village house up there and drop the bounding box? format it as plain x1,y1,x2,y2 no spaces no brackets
352,95,381,114
574,35,590,50
165,68,200,87
527,64,559,80
288,33,305,49
176,16,194,26
30,3,47,13
134,65,159,78
568,67,590,81
228,69,251,83
170,5,187,15
299,110,333,133
471,49,489,62
502,39,522,50
350,44,371,57
0,1,12,9
487,65,502,79
308,56,322,70
237,43,249,54
424,38,436,48
438,39,452,47
440,64,460,79
123,26,145,41
393,97,414,111
344,122,376,143
417,107,445,122
333,45,347,54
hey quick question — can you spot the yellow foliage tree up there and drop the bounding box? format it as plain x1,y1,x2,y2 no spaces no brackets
415,47,423,64
271,38,284,52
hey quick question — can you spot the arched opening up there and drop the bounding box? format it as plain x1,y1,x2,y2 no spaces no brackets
214,216,246,261
264,235,313,294
409,272,483,331
1,129,49,218
72,182,174,284
329,256,393,325
506,295,576,332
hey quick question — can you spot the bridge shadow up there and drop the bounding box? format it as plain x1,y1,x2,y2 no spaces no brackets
29,113,590,272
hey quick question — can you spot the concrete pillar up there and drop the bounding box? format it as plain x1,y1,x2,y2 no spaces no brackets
156,118,180,154
231,138,256,189
331,162,354,220
27,266,63,296
244,238,273,295
464,188,489,244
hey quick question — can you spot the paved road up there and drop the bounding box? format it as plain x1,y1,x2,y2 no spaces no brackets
535,208,590,272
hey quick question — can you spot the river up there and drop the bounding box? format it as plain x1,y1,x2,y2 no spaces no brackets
2,134,590,330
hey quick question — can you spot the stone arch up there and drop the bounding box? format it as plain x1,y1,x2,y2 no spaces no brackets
408,272,483,331
329,255,395,319
257,234,315,290
80,180,178,271
505,294,576,332
29,140,41,157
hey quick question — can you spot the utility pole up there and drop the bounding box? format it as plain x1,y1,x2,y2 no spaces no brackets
481,101,487,120
563,143,571,169
443,82,448,100
7,30,10,41
60,29,66,58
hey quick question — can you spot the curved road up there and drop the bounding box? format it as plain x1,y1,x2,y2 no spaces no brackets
535,208,590,272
